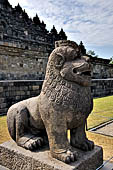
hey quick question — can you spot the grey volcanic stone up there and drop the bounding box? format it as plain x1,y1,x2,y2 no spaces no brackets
7,40,95,163
0,140,103,170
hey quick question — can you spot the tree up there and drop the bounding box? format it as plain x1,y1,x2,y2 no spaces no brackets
87,50,98,58
109,57,113,64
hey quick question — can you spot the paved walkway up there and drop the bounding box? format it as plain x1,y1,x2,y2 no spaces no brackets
95,122,113,137
100,162,113,170
91,121,113,169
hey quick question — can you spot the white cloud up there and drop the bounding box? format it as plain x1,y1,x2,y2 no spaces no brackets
8,0,28,7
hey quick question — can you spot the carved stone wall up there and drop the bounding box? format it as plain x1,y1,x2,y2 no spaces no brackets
0,43,51,80
1,43,113,81
0,0,67,49
91,57,113,79
0,0,67,80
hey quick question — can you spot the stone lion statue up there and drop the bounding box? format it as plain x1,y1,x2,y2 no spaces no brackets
7,40,94,164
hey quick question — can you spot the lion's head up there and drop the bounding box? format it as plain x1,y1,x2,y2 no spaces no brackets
46,40,92,87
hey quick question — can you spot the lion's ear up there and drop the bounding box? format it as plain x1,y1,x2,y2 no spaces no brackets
55,53,65,68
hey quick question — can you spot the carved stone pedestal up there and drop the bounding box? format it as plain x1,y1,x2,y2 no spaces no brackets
0,140,103,170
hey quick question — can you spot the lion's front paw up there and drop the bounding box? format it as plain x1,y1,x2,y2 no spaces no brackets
18,136,44,151
71,138,94,151
51,149,78,164
25,137,44,150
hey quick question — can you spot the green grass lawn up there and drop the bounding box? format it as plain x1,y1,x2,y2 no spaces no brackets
0,116,10,144
0,95,113,144
87,95,113,129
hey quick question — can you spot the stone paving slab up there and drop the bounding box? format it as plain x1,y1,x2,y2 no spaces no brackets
101,162,113,170
95,122,113,137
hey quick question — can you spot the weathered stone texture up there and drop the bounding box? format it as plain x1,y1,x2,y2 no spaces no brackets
0,140,103,170
0,44,50,80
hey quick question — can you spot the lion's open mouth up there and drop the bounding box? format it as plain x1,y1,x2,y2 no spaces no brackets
73,68,91,77
81,71,91,77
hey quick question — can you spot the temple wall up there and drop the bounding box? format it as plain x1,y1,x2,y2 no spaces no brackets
91,57,113,79
0,79,113,115
0,43,52,80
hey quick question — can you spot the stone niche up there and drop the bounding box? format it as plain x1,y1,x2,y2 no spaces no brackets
0,140,103,170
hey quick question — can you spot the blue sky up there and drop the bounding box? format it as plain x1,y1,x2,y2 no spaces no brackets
8,0,113,59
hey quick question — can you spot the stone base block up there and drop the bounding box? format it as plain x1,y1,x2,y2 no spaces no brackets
0,140,103,170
